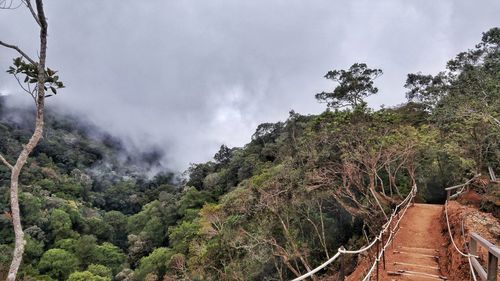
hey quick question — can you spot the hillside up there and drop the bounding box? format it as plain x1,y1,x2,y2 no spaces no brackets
0,100,180,280
0,27,498,281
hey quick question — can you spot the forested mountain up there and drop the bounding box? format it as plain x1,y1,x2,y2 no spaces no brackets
0,28,498,281
0,100,180,280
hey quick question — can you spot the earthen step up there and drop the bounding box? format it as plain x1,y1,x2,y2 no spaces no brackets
390,251,440,268
392,261,441,275
387,269,448,280
392,250,438,259
397,246,439,255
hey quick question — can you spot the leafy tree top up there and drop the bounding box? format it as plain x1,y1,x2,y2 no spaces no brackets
214,144,232,165
316,63,383,109
405,27,500,109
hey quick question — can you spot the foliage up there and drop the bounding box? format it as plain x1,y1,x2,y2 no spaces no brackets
38,249,78,281
0,28,497,280
87,264,113,279
7,57,65,97
134,247,173,281
67,270,109,281
316,63,383,108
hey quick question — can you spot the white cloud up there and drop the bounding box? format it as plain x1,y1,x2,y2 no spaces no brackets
0,0,498,171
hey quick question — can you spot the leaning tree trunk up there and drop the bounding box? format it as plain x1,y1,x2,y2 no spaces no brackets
7,1,48,280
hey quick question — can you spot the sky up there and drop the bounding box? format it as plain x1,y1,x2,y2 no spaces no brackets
0,0,499,172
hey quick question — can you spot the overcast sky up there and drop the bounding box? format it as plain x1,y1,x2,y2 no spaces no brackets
0,1,499,171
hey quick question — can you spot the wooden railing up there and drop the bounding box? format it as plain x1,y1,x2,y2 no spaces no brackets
291,184,418,281
445,174,499,281
445,174,481,200
469,232,500,281
488,166,498,183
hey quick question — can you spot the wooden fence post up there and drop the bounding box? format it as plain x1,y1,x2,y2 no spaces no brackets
376,239,380,281
381,233,386,270
470,239,477,256
487,252,498,281
338,247,345,281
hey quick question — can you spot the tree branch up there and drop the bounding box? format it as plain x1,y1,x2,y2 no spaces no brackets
0,154,13,170
0,40,36,65
0,0,22,9
23,0,41,27
13,73,37,103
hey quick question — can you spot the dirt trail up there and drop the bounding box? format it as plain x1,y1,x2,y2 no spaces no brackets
347,203,449,281
379,203,449,280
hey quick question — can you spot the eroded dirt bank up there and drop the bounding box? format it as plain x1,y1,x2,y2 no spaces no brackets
444,199,500,281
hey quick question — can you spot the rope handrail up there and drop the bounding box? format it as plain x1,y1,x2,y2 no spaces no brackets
463,221,478,281
291,184,417,281
444,175,480,281
444,201,477,258
361,186,414,280
444,201,478,281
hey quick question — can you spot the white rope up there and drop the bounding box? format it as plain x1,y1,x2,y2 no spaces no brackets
339,236,380,255
444,175,482,280
361,187,414,280
290,252,342,281
468,255,478,281
292,184,417,281
444,199,479,281
444,201,477,258
461,217,478,281
339,184,416,255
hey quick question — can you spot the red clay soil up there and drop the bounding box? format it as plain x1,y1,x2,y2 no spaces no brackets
444,200,500,281
346,203,450,281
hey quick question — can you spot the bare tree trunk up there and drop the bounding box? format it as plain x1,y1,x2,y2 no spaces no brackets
6,1,48,280
317,200,329,259
376,171,385,196
369,172,387,219
385,165,393,197
369,187,387,220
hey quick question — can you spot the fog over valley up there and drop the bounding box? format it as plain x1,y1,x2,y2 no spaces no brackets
1,0,499,172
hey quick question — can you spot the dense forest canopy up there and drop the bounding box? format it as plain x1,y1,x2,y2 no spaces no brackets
0,27,498,281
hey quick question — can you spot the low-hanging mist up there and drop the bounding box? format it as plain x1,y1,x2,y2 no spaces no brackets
0,0,499,171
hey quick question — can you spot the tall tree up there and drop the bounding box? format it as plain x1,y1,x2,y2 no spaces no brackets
316,63,383,109
0,1,64,280
213,144,232,165
405,27,500,170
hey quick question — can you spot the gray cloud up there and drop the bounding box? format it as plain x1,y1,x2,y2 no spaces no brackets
1,0,499,171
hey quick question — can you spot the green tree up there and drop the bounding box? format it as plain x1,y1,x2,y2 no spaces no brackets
142,217,165,247
185,163,215,190
67,271,109,281
53,238,77,253
38,249,78,281
134,247,173,281
87,264,112,279
177,187,214,218
24,235,44,264
85,217,112,242
75,235,98,268
103,211,128,249
316,63,382,109
0,244,13,269
19,192,43,226
94,242,126,275
49,209,72,240
214,145,232,165
168,220,200,254
405,27,500,171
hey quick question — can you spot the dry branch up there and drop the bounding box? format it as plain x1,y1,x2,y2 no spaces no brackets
0,41,36,65
0,154,13,170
